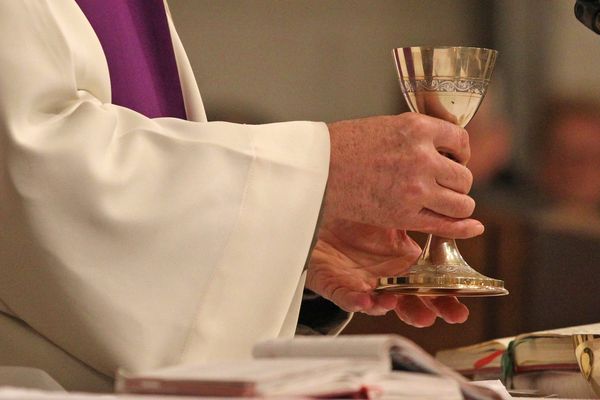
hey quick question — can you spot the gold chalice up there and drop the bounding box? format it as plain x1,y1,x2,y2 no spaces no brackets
574,335,600,397
376,46,508,297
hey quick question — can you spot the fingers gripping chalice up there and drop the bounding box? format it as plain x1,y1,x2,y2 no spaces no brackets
376,46,508,297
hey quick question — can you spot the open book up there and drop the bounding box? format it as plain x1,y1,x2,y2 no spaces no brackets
436,337,512,379
115,335,511,399
437,323,600,377
436,323,600,398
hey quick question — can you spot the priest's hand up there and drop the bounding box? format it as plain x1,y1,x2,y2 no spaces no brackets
305,220,469,327
325,113,483,240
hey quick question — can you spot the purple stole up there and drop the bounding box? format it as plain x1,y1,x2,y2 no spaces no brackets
75,0,187,119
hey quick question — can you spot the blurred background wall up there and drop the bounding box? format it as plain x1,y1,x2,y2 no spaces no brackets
168,0,491,123
168,0,600,354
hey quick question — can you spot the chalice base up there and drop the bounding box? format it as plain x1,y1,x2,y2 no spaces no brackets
375,272,508,297
374,236,508,297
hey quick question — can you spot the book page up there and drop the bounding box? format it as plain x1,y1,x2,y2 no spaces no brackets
0,388,119,400
253,334,395,362
525,322,600,337
255,335,508,400
436,337,513,363
513,337,579,367
255,334,464,378
255,334,457,373
367,371,464,400
116,358,385,397
435,337,514,376
118,358,369,382
113,335,509,400
470,380,513,400
448,337,514,351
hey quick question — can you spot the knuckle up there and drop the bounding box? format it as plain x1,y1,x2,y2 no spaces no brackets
402,111,420,123
403,112,428,132
412,143,438,167
413,145,431,165
450,165,473,194
406,179,427,200
467,169,474,192
463,167,474,193
459,127,470,148
461,196,476,217
452,196,475,218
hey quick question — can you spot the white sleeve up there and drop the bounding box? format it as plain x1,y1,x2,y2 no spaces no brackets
0,1,329,376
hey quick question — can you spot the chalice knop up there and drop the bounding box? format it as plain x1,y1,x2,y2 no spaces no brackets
376,46,508,297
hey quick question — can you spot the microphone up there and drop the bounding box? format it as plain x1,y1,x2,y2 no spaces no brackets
575,0,600,34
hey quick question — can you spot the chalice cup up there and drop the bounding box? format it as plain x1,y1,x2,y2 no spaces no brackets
376,46,508,297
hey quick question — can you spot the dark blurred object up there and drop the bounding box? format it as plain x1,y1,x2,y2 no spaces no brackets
524,226,600,331
532,97,600,236
575,0,600,34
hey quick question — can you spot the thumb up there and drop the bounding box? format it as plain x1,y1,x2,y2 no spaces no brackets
324,219,402,256
415,209,485,239
393,230,422,262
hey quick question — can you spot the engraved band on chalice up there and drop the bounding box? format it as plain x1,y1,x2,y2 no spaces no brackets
401,78,489,95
